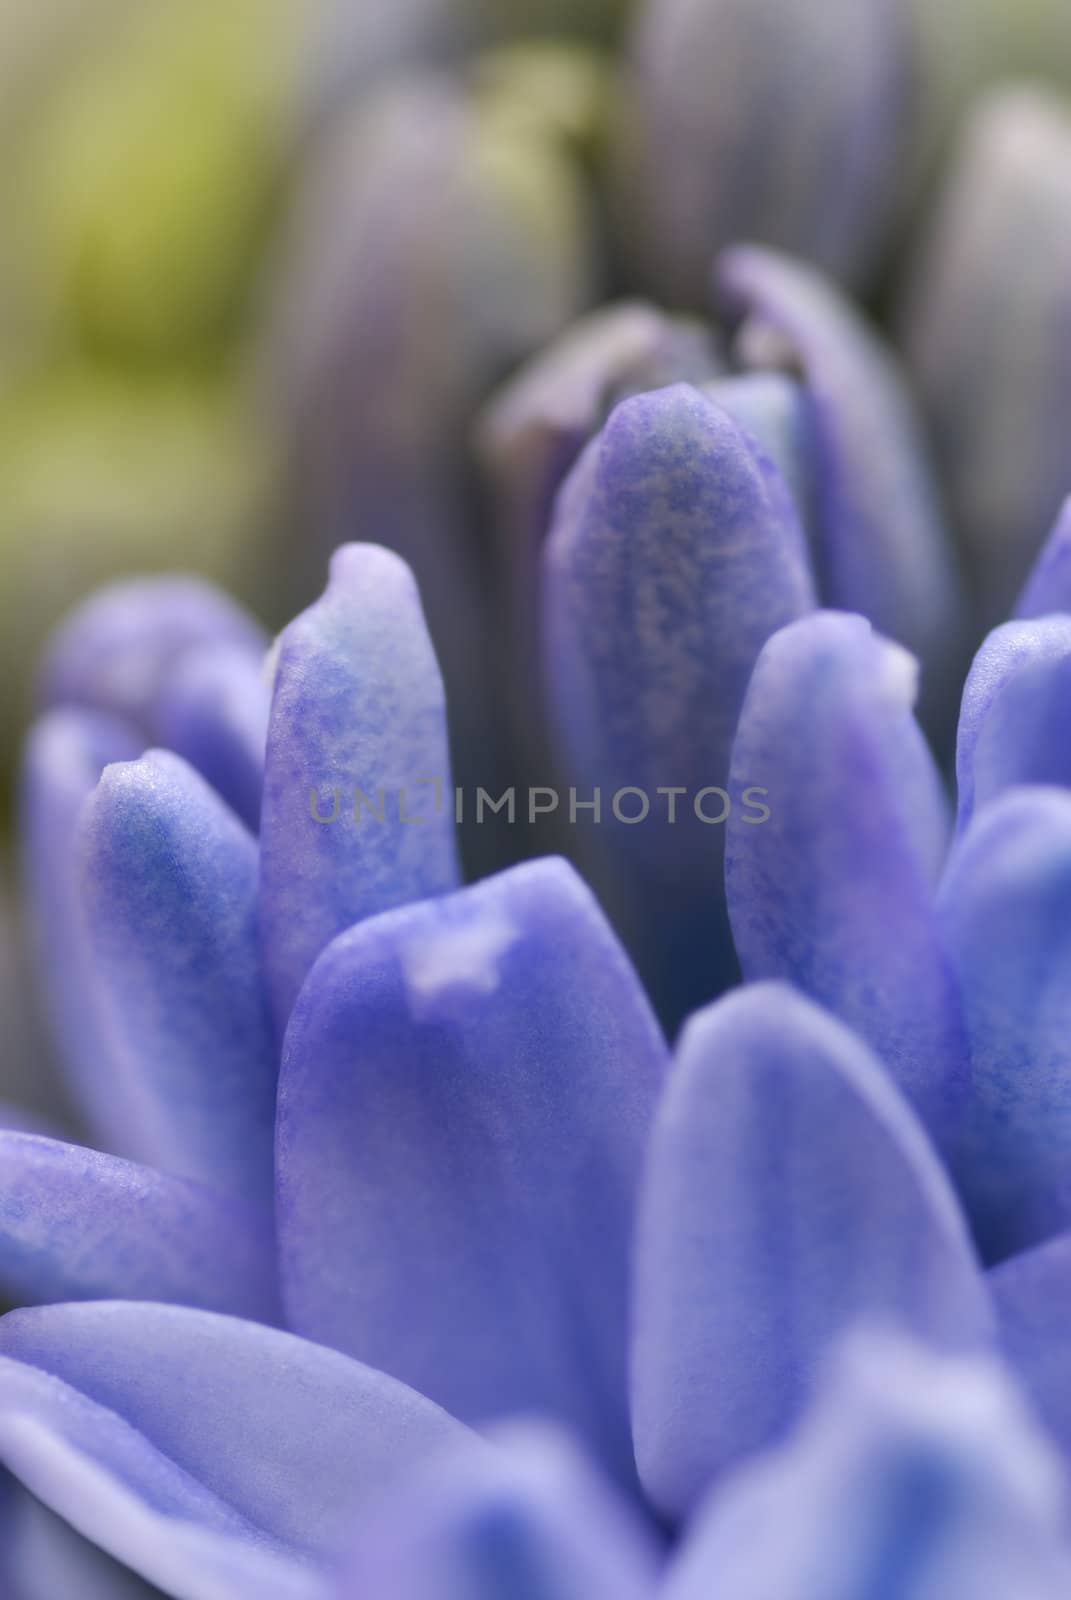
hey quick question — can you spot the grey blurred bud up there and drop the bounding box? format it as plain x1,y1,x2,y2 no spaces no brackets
902,86,1071,624
268,66,599,869
614,0,916,308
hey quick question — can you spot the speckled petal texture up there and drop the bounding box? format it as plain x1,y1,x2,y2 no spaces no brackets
543,382,814,1025
259,543,460,1032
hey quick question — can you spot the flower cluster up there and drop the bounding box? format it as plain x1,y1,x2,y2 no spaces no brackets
3,0,1071,1596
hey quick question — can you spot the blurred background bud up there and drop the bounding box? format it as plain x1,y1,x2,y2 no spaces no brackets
613,0,917,309
901,85,1071,627
266,55,603,868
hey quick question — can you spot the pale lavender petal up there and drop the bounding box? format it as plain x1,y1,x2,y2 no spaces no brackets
0,1350,322,1600
0,1301,485,1568
339,1425,660,1600
77,751,276,1208
991,1233,1071,1464
662,1331,1071,1600
726,612,965,1139
277,859,667,1482
259,544,460,1031
632,983,992,1520
0,1132,278,1321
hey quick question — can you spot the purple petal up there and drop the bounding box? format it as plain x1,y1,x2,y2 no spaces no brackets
726,611,965,1139
77,751,276,1208
0,1301,485,1568
0,1132,278,1321
902,88,1071,623
478,304,719,775
542,383,815,1026
662,1331,1071,1600
153,642,270,832
479,301,720,576
19,708,141,1146
937,787,1071,1260
277,858,668,1482
340,1425,660,1600
718,245,966,735
39,576,266,733
259,544,460,1032
704,371,816,545
616,0,913,305
1016,498,1071,620
0,1349,322,1599
991,1233,1071,1464
955,619,1071,838
632,983,992,1520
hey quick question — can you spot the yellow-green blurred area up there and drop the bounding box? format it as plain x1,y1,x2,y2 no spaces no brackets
0,0,303,760
0,0,1069,777
0,0,627,767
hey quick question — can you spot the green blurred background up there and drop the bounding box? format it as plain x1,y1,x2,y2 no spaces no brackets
0,0,1068,770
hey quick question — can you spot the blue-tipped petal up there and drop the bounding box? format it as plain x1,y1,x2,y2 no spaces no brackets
991,1234,1071,1464
277,858,667,1482
1016,498,1071,620
902,88,1071,623
543,383,815,1026
77,751,276,1208
955,619,1071,838
938,787,1071,1260
718,246,966,734
632,984,992,1521
259,544,460,1031
153,642,270,832
340,1425,659,1600
0,1301,485,1570
0,1351,322,1599
616,0,914,306
19,708,141,1146
39,576,266,733
726,611,964,1138
0,1133,278,1322
662,1331,1071,1600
